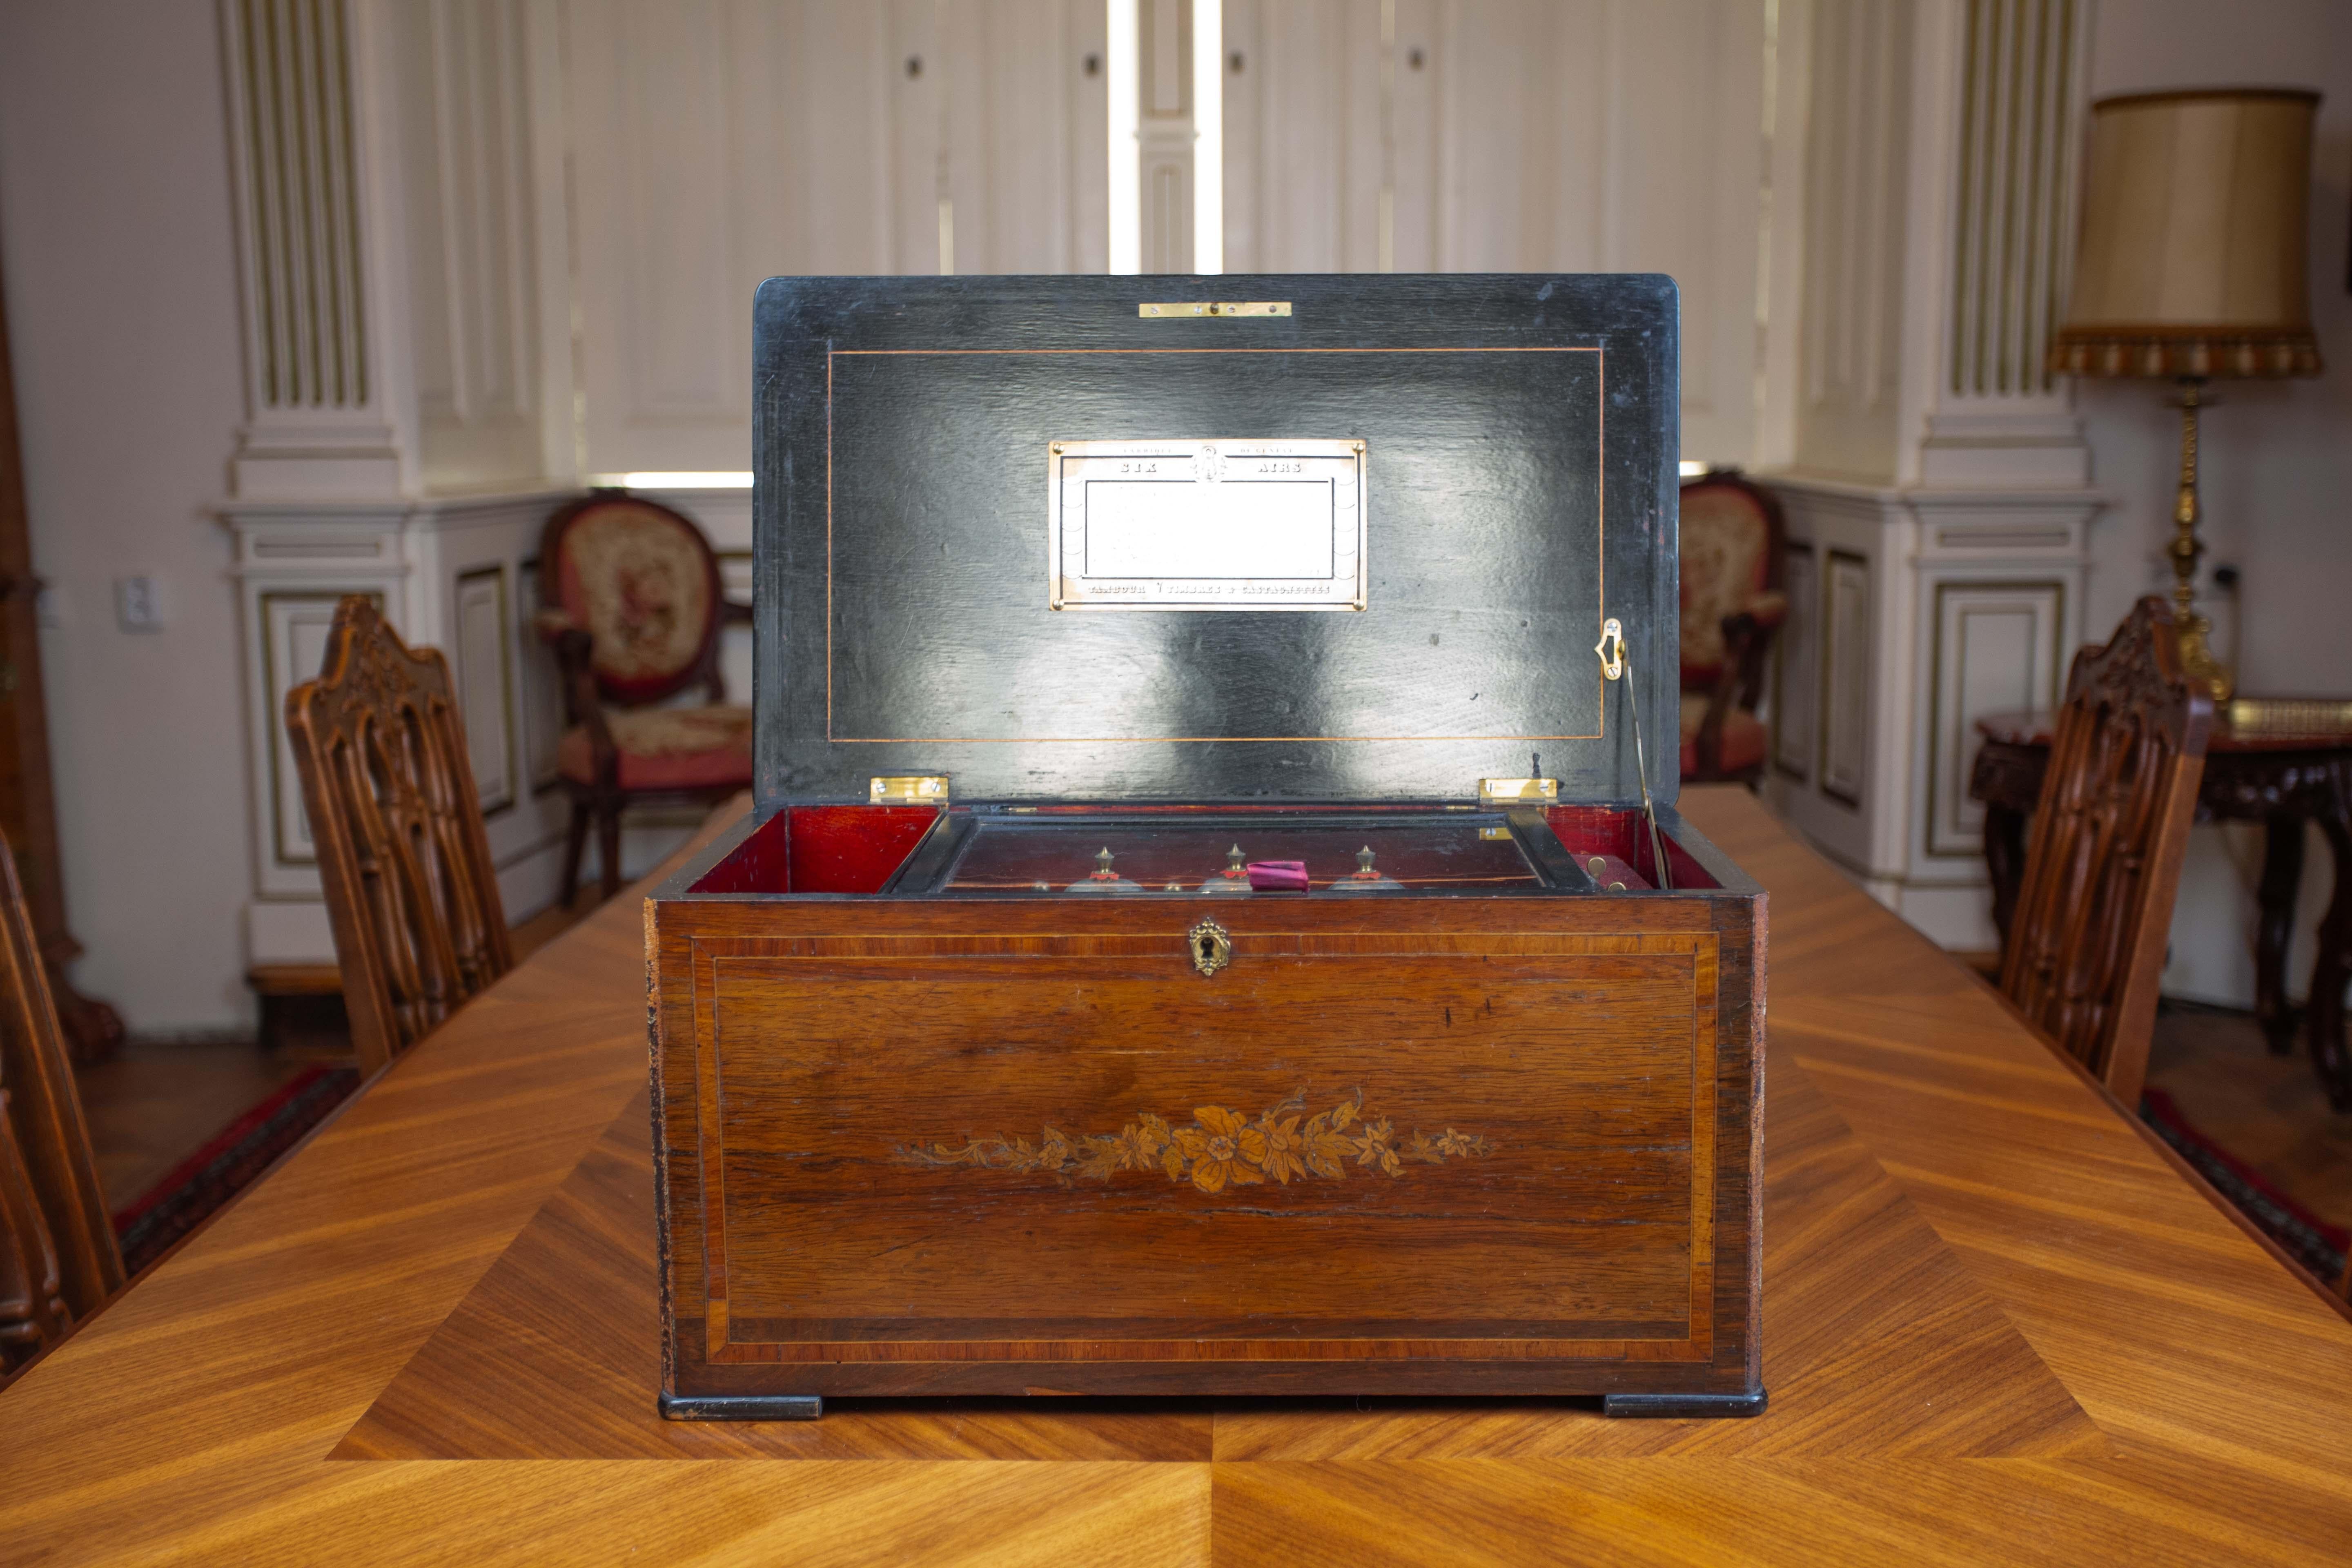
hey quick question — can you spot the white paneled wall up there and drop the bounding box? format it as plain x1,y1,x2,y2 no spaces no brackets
1793,0,1912,482
548,0,1780,472
390,0,545,492
1136,0,1196,273
221,0,409,498
1921,0,2092,488
564,0,1107,473
1222,0,1769,465
947,0,1111,275
1765,0,2100,953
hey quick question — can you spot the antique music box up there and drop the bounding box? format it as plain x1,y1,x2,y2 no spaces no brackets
647,274,1765,1420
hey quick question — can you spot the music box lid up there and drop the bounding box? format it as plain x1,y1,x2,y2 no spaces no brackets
752,273,1679,808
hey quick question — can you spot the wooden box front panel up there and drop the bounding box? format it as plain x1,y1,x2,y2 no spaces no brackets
653,899,1760,1398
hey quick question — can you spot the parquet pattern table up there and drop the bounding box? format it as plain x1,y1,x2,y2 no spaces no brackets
5,790,2350,1565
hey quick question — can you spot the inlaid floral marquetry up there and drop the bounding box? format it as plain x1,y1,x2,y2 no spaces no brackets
898,1089,1495,1194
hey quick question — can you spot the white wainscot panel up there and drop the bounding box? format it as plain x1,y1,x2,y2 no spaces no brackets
1225,0,1761,460
261,589,379,876
392,0,543,492
1774,544,1818,781
516,560,565,793
1923,579,2065,862
565,0,1102,474
1820,549,1873,808
230,492,582,950
453,564,518,813
568,0,753,472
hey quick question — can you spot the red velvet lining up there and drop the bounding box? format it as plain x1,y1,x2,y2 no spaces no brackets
1018,803,1440,815
690,810,792,894
788,806,937,892
692,803,1715,895
690,805,939,895
1543,804,1719,891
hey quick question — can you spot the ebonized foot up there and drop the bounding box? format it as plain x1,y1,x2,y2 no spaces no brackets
1603,1390,1768,1419
658,1393,823,1421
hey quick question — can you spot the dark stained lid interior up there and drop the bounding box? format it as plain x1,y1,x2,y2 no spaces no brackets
753,273,1680,806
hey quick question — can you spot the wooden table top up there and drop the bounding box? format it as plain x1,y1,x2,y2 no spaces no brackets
7,789,2351,1565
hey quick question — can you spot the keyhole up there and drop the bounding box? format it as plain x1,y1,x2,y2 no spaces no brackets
1198,934,1215,962
905,55,922,79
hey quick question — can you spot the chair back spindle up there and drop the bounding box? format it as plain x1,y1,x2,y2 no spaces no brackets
285,597,512,1074
2000,597,2213,1105
0,826,123,1374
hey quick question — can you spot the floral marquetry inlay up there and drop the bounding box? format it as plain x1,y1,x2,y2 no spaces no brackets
898,1089,1495,1195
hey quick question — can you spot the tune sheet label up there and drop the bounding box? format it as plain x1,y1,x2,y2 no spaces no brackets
1048,438,1368,610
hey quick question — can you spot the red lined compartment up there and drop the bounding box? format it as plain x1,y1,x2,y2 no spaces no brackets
1543,805,1719,891
690,802,1719,896
690,806,938,895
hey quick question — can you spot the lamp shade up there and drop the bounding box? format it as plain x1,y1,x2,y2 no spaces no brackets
2051,88,2322,379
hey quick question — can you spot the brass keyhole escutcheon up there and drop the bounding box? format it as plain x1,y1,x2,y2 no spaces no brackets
1189,918,1232,977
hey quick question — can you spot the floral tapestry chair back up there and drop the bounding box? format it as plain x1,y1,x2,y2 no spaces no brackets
546,494,725,706
1677,471,1789,784
537,493,753,904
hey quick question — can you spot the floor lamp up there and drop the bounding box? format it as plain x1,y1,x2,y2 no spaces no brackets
2050,88,2323,701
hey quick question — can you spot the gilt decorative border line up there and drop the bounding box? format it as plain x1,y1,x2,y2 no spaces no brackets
897,1088,1495,1195
824,345,1608,745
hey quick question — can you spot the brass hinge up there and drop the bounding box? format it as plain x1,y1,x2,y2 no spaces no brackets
1477,777,1559,808
869,775,950,805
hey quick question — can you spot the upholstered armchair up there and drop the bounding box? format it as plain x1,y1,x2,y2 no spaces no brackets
536,492,753,904
1678,470,1788,785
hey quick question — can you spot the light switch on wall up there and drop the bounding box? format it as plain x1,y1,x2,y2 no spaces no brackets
114,575,164,632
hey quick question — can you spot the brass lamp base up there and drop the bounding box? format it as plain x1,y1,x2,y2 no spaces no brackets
2168,381,2234,702
2174,608,2233,702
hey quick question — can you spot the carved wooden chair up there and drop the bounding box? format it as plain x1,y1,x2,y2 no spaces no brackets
0,826,123,1377
2000,597,2213,1108
1679,470,1788,784
536,492,753,905
285,597,513,1076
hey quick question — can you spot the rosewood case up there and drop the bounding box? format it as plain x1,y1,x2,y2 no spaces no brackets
648,274,1764,1419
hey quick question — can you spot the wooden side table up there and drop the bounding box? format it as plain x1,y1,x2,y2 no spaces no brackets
1970,709,2352,1110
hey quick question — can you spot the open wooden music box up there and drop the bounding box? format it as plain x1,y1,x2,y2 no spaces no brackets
647,274,1765,1419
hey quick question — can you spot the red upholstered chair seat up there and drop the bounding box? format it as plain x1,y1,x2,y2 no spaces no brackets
1679,695,1768,777
556,704,753,793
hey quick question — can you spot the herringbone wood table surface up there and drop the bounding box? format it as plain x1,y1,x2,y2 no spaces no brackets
4,788,2350,1565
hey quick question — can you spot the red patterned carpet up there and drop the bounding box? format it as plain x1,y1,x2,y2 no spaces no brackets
111,1065,361,1276
2142,1085,2349,1288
